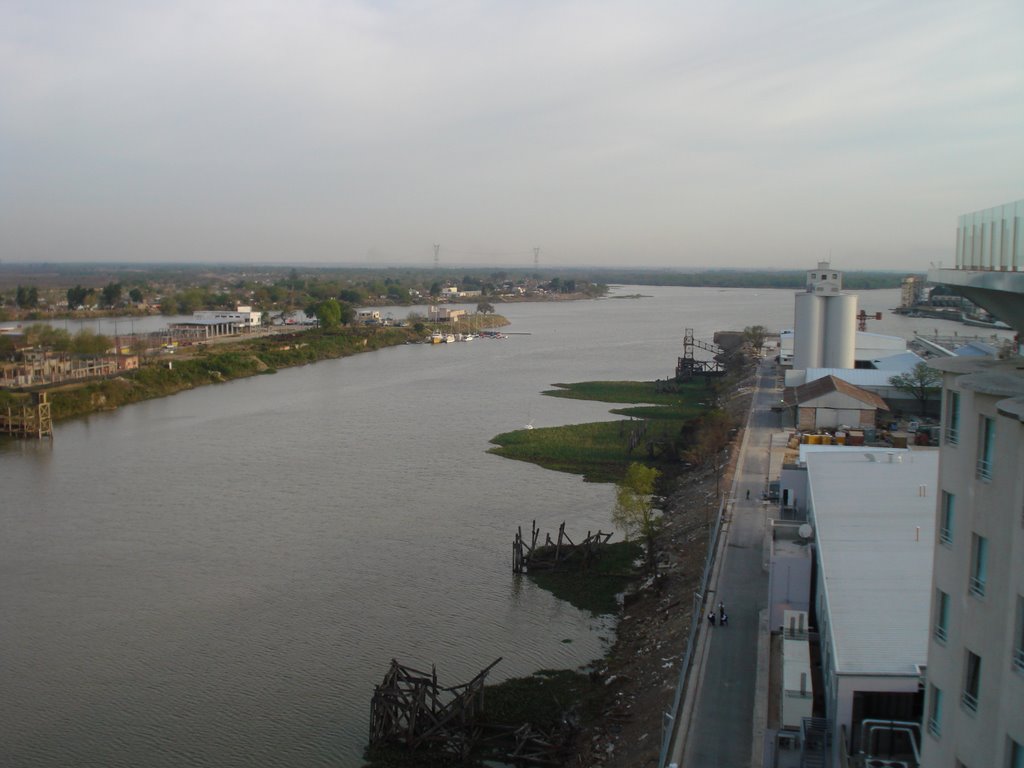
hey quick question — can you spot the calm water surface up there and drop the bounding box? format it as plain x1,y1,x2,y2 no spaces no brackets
1,286,1005,766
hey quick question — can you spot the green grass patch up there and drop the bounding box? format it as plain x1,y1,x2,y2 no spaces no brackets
488,379,713,483
527,539,643,615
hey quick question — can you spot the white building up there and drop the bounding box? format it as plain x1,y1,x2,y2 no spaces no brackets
804,449,937,764
920,198,1024,768
920,358,1024,768
793,262,858,370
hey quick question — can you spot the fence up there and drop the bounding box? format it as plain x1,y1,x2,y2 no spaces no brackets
657,493,727,767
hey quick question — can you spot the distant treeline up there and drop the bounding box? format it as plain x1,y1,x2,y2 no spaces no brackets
581,269,905,290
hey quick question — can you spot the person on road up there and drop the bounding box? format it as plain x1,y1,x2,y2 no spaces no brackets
718,601,726,625
708,610,716,627
746,489,750,500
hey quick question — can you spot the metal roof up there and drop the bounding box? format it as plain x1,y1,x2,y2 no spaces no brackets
805,450,937,677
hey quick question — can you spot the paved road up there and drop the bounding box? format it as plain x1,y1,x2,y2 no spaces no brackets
674,359,783,767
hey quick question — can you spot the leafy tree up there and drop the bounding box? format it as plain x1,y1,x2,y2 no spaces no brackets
15,285,39,309
476,301,495,315
314,299,342,328
743,325,768,351
612,462,661,570
100,282,123,308
889,362,941,415
67,285,95,308
70,329,112,355
129,288,144,303
25,324,71,350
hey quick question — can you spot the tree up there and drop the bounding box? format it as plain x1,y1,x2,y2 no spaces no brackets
15,285,39,309
67,285,95,308
612,462,661,569
680,410,734,496
476,301,495,315
70,329,112,355
314,299,342,328
100,282,123,308
129,288,144,303
743,325,768,352
889,362,941,415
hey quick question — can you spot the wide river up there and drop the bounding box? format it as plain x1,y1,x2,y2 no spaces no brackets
0,286,1007,766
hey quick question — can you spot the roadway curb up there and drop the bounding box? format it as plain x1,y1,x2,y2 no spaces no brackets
751,608,770,768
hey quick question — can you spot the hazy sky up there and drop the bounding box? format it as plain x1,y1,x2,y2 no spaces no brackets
2,1,1022,269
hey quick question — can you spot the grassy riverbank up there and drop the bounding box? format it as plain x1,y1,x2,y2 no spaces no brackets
7,326,419,422
4,317,514,423
488,379,714,483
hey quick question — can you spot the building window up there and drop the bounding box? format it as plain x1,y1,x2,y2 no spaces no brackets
934,589,950,643
940,491,955,546
927,683,942,737
946,390,960,445
977,416,995,480
1015,595,1024,675
969,535,988,598
962,650,981,713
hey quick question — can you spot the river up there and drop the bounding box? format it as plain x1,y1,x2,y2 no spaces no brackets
0,285,1009,766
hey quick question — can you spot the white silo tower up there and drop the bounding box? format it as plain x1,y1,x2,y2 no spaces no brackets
823,293,857,368
793,292,824,369
792,261,857,370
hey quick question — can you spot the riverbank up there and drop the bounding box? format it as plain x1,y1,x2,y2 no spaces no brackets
1,319,512,424
565,374,753,767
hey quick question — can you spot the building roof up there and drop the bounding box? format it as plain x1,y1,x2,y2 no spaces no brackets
784,374,890,411
869,351,926,371
806,450,938,677
801,367,904,389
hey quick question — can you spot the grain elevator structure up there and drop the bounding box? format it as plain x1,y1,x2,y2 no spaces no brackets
792,262,857,370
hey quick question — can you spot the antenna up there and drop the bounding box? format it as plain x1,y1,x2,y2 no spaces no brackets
533,247,540,269
433,244,440,271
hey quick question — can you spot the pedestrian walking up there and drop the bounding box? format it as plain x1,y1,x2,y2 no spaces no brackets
708,610,716,627
718,601,727,625
720,612,728,626
746,489,750,500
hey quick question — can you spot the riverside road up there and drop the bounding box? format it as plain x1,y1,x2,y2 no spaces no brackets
672,356,782,767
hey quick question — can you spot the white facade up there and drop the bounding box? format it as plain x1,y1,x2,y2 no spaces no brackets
805,449,937,760
921,357,1024,768
792,262,857,370
192,305,262,330
956,198,1024,271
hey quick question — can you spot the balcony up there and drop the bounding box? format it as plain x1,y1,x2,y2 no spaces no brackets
933,625,948,644
945,426,959,445
976,458,992,481
969,576,986,598
961,690,979,713
927,716,941,737
1014,647,1024,674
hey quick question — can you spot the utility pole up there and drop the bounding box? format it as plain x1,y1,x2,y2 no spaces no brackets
433,244,440,271
533,247,540,270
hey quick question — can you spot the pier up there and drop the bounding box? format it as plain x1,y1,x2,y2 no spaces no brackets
0,392,53,439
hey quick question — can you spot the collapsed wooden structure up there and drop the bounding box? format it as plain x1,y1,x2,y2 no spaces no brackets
368,658,572,765
512,520,614,574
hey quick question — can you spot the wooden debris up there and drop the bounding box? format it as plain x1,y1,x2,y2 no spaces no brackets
512,521,613,574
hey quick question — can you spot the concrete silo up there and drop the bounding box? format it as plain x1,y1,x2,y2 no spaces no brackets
793,292,824,369
792,261,858,370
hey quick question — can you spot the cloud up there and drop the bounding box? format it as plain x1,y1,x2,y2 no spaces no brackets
1,0,1021,267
